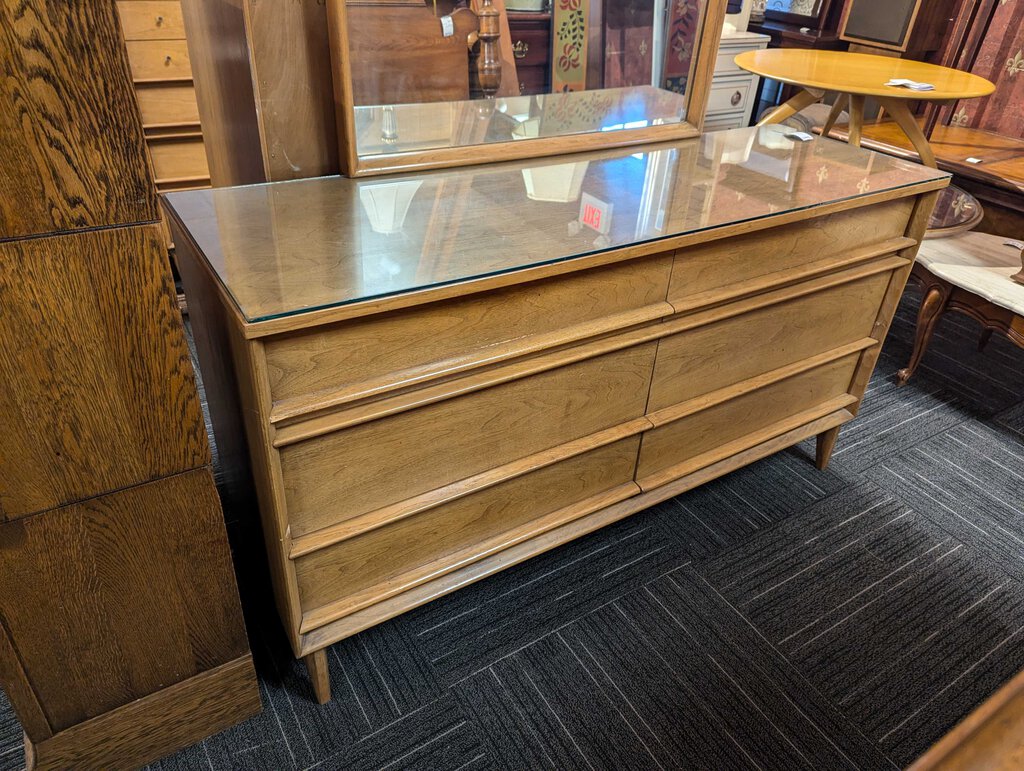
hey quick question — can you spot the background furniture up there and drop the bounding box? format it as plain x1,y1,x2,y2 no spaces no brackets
705,29,770,131
346,0,517,105
898,231,1024,384
0,2,260,767
115,0,212,241
742,49,994,168
508,9,551,94
167,126,945,704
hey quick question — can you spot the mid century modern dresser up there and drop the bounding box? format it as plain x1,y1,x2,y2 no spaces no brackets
167,127,948,702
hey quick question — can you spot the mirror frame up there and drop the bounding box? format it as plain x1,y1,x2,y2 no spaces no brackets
326,0,728,177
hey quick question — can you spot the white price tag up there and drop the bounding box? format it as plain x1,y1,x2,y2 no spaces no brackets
440,15,454,37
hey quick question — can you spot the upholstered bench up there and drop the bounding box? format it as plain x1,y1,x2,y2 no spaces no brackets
898,231,1024,385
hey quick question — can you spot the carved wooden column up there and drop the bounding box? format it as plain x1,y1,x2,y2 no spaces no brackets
0,2,261,767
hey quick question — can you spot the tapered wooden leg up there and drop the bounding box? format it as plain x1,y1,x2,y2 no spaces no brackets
815,426,841,470
756,87,825,126
821,94,847,138
897,283,951,386
878,97,938,168
847,94,865,148
978,328,994,351
304,649,331,705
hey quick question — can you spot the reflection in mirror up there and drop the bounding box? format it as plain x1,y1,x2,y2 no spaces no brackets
342,0,709,160
765,0,824,18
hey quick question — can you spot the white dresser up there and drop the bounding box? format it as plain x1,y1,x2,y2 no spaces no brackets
705,30,770,131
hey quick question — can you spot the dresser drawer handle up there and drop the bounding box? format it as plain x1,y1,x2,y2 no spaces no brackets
513,40,529,59
164,55,173,65
730,90,743,107
155,14,164,26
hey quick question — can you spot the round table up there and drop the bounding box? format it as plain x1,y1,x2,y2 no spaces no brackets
734,50,995,168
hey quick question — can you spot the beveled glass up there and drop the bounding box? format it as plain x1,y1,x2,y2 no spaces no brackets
164,126,948,322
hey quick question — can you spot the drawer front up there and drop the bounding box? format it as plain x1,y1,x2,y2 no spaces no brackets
707,78,752,115
279,343,656,536
509,27,551,68
715,42,767,76
703,113,745,132
134,82,201,126
294,437,639,617
116,1,186,40
264,253,672,405
638,353,861,487
147,136,210,182
649,271,892,412
669,198,914,309
125,39,193,81
518,66,550,95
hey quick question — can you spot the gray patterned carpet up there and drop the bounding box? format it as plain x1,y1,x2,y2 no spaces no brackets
3,286,1023,770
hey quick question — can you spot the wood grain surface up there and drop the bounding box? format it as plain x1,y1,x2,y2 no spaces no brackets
0,224,208,521
0,0,157,238
26,656,260,771
0,469,250,733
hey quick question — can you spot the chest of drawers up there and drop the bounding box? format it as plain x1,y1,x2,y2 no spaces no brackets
167,127,947,704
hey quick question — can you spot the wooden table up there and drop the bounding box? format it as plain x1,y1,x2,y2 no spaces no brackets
167,128,947,705
736,49,994,168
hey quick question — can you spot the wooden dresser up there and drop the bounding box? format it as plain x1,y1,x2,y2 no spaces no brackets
508,10,552,95
167,127,947,704
115,1,212,197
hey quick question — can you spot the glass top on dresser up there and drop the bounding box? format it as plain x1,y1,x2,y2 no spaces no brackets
164,126,948,323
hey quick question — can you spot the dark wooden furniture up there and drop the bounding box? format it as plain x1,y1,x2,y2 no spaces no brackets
898,232,1024,385
507,10,551,94
0,2,260,767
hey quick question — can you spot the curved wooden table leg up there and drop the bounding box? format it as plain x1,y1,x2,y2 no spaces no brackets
847,94,865,148
978,328,994,351
878,97,938,168
304,649,331,704
820,94,848,138
897,280,951,386
756,88,825,126
816,426,841,470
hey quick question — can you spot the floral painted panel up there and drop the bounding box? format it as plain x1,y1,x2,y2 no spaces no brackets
663,0,702,94
552,0,590,92
948,0,1024,138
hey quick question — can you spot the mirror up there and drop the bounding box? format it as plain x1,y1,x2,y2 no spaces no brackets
327,0,727,176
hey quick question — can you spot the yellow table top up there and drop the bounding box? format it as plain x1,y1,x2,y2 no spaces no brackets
735,49,995,101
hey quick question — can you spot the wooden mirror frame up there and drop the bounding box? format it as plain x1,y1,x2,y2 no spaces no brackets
326,0,729,177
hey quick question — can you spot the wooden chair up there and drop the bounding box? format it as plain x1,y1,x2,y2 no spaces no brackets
898,231,1024,385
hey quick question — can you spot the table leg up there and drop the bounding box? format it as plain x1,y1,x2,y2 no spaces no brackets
820,94,847,138
877,97,938,168
847,94,865,148
756,88,824,126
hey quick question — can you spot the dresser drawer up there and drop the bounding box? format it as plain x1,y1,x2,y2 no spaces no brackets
707,78,752,116
650,271,892,413
293,437,640,620
637,353,861,489
125,39,193,81
147,136,209,182
116,1,186,40
518,65,550,95
509,27,551,68
279,343,656,536
264,253,672,406
134,82,201,127
669,198,914,310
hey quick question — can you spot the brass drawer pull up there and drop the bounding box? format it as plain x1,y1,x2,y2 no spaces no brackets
513,40,529,59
